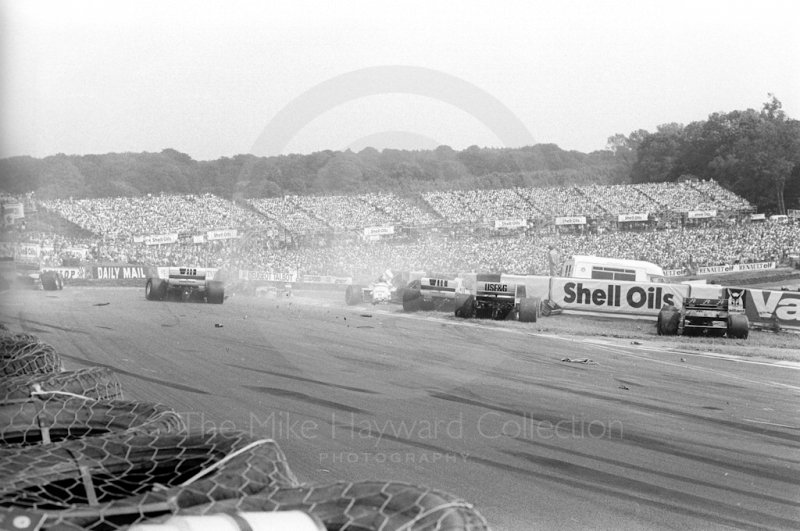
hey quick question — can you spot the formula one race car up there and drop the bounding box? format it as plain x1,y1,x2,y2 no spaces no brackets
345,280,400,305
14,265,64,291
145,267,224,304
657,288,748,338
345,269,403,306
401,277,467,312
454,277,540,322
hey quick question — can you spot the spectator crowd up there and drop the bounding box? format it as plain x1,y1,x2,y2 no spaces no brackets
3,181,793,283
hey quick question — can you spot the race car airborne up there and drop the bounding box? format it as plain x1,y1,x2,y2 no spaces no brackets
14,265,64,291
145,267,224,304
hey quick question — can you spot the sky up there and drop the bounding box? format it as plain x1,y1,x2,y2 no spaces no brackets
0,0,798,161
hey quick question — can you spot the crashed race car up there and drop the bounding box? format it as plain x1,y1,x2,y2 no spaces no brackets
345,270,404,306
145,267,224,304
401,277,467,312
14,264,64,291
657,288,748,338
454,276,540,322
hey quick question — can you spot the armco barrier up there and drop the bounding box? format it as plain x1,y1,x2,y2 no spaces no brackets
745,288,800,331
549,278,690,318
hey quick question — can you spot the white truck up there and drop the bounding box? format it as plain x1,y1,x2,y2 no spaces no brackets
561,256,667,283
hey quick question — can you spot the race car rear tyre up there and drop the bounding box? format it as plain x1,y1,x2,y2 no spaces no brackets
345,285,364,306
40,271,58,291
518,297,539,323
657,306,679,336
454,294,473,318
727,314,749,339
206,281,225,304
145,279,166,301
402,288,421,312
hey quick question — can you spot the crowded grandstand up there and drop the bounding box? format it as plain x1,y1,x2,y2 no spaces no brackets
2,180,799,283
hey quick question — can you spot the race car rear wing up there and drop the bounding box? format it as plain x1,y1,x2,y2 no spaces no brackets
419,277,465,299
475,282,525,300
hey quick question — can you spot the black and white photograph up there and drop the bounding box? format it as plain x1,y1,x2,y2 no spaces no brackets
1,1,799,530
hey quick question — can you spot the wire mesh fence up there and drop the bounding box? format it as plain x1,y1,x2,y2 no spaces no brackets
0,327,491,530
1,367,123,403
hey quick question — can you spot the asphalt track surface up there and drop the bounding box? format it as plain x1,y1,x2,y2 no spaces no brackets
2,287,799,531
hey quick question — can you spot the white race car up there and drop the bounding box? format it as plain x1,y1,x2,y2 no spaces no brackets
345,270,401,306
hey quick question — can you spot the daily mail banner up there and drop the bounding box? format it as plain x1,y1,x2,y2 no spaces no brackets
93,265,149,279
207,229,238,241
133,235,145,243
193,235,206,244
301,274,353,285
617,213,648,222
144,233,178,245
745,289,800,330
364,226,394,236
550,278,690,318
555,216,586,226
239,270,298,282
750,213,766,221
494,219,527,229
687,210,717,219
41,267,86,279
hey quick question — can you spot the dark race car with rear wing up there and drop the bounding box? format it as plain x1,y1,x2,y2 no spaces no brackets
454,274,540,322
145,266,225,304
401,277,466,312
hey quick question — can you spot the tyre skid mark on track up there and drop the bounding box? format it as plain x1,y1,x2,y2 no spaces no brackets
334,426,786,531
225,364,380,395
522,378,800,445
430,391,799,484
513,435,800,508
241,386,371,415
503,449,800,530
16,315,89,335
57,352,214,395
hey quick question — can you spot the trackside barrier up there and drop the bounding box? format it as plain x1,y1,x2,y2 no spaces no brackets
548,278,691,318
745,288,800,331
40,267,86,279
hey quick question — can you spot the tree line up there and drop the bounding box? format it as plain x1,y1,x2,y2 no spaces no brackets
608,95,800,214
1,95,797,213
0,144,624,200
